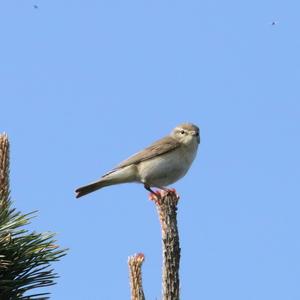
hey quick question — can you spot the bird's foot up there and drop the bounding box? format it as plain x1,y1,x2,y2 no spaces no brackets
162,187,177,193
148,188,179,201
148,189,163,201
159,187,179,198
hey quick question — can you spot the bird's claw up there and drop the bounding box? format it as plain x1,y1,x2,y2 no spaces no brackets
148,190,162,201
148,188,179,201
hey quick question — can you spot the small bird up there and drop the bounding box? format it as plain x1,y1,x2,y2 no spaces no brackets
75,123,200,198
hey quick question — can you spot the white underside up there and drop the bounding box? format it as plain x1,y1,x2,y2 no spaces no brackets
137,142,198,187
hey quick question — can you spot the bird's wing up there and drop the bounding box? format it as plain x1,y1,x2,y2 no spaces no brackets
103,136,180,176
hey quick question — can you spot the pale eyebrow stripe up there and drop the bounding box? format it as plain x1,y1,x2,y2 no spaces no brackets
175,127,196,133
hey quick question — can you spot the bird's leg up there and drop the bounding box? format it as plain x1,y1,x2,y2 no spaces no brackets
144,184,156,194
144,183,179,201
144,184,162,200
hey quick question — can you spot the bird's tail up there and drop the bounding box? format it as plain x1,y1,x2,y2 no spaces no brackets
75,165,137,198
75,179,111,198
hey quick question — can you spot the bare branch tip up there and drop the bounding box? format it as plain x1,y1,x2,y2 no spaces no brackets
128,252,145,264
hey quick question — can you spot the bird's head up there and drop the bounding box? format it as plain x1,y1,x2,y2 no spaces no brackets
171,123,200,146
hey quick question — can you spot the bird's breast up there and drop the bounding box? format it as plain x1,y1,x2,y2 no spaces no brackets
137,143,198,187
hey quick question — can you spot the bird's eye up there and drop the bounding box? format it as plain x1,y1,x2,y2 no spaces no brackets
180,130,185,134
195,132,199,136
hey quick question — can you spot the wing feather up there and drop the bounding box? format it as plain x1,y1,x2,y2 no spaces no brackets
103,136,180,177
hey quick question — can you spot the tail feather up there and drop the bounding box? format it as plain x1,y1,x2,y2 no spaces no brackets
75,165,137,198
75,180,109,198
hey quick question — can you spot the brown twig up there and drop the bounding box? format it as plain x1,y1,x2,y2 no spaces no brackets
151,190,181,300
128,253,145,300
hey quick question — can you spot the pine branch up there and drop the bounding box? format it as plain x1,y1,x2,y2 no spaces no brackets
0,133,67,299
128,253,145,300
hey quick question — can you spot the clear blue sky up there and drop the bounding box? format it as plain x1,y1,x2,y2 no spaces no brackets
1,0,300,299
